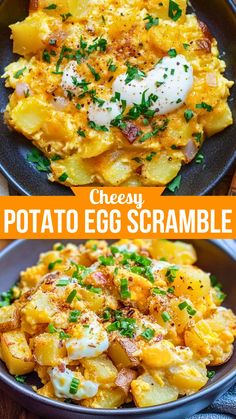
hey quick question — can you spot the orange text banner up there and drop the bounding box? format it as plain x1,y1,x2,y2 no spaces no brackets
0,189,235,239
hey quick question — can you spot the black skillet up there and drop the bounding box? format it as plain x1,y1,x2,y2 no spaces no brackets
0,239,235,418
0,0,235,196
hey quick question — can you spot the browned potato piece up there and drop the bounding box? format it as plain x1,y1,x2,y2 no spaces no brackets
115,368,137,396
81,387,126,408
31,333,67,366
0,305,20,332
0,330,35,375
108,336,140,369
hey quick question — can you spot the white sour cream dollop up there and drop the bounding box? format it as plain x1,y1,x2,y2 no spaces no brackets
49,366,98,400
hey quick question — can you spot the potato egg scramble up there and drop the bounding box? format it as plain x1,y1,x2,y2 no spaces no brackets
2,0,234,187
0,239,235,409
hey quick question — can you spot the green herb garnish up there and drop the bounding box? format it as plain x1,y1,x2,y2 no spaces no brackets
144,14,159,30
169,0,182,21
69,377,80,394
48,259,62,270
141,328,155,340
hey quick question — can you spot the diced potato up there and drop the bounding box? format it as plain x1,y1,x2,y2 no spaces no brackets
108,336,140,369
20,263,48,290
167,360,208,394
10,97,48,135
0,305,20,332
67,0,91,19
115,368,137,395
1,330,34,375
81,387,126,408
3,59,30,88
200,102,233,137
80,133,114,158
82,354,118,385
141,153,182,185
21,290,58,326
146,0,187,23
150,240,197,265
31,333,67,366
185,308,236,365
131,372,178,407
78,288,105,313
10,12,51,55
172,266,211,300
142,340,176,368
97,152,132,186
51,154,94,185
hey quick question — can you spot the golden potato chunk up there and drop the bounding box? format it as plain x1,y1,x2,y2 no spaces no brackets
82,355,118,385
81,387,126,408
1,330,34,375
0,305,20,332
31,333,67,366
108,336,140,369
131,372,178,407
150,240,197,265
10,12,51,55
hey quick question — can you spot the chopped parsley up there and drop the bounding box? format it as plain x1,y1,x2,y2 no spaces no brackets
107,59,117,72
120,278,131,299
69,310,81,322
184,109,194,122
168,48,177,58
196,102,213,112
144,14,159,30
15,375,26,383
193,132,202,143
125,64,146,85
167,174,182,193
87,37,107,54
58,172,69,182
60,13,72,22
27,148,50,172
69,377,80,395
77,129,86,137
14,67,27,79
48,259,62,270
55,244,64,251
44,3,57,9
66,289,77,303
51,154,62,161
161,311,171,322
0,287,15,307
141,328,155,340
42,49,51,63
88,120,109,132
169,0,182,21
146,151,157,161
183,43,190,50
207,370,216,379
87,64,100,81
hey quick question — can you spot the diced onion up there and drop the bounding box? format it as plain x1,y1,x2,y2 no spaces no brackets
51,96,69,111
15,83,31,98
206,73,217,87
183,139,198,162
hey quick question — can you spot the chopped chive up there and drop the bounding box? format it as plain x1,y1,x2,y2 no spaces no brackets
141,328,155,340
161,311,171,322
66,289,77,303
48,259,62,270
58,172,68,182
56,278,70,286
14,67,27,79
120,278,131,299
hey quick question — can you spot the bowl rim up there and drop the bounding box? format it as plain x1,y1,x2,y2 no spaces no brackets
0,239,236,415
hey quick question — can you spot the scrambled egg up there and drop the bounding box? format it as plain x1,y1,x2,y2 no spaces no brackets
0,239,235,408
2,0,234,187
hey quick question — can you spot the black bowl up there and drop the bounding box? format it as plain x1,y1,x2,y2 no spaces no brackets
0,0,236,195
0,239,235,418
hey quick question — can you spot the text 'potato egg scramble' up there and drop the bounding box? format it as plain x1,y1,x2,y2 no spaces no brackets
2,0,234,187
0,239,235,409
